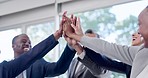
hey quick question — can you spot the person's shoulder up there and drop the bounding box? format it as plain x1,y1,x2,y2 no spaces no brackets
138,44,145,51
0,60,12,68
0,60,8,65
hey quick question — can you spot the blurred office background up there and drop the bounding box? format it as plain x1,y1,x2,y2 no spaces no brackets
0,0,147,78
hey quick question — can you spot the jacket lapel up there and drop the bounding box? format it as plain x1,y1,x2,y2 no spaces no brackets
74,62,87,78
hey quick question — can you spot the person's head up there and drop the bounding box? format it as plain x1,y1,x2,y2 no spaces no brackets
85,29,100,38
138,6,148,47
132,32,144,46
12,34,31,55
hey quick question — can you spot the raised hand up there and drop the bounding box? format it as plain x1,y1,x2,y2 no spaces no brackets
65,16,84,42
61,12,83,42
62,12,74,35
71,17,84,36
63,31,83,54
53,12,66,40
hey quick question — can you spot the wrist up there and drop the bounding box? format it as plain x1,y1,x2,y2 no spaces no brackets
75,45,83,55
54,30,61,41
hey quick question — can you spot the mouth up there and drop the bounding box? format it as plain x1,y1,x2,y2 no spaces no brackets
132,37,137,41
23,47,30,52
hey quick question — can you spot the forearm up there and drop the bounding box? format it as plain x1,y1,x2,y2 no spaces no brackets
78,56,104,76
45,45,76,77
53,30,62,41
84,47,132,74
80,35,138,65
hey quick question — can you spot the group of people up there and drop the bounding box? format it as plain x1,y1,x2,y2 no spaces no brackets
0,4,147,78
63,5,148,78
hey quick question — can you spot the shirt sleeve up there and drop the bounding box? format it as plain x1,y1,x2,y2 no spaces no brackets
78,50,86,59
80,35,139,65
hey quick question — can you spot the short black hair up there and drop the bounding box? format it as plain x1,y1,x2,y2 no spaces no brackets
12,34,27,44
12,35,19,44
85,29,94,34
85,29,100,38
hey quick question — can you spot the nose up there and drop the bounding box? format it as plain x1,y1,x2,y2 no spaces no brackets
25,42,31,48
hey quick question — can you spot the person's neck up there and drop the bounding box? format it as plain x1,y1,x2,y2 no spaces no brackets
144,42,148,48
14,52,23,58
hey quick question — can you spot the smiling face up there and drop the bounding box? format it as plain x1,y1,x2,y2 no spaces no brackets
12,34,31,55
138,7,148,46
132,32,144,46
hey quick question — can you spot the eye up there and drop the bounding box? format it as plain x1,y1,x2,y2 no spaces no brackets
21,39,27,44
132,34,134,36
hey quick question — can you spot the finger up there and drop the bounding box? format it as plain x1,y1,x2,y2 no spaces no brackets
77,17,83,32
70,14,74,24
63,11,67,17
70,14,73,19
71,24,77,31
62,11,68,22
76,17,80,28
74,16,77,26
63,31,67,38
60,21,64,30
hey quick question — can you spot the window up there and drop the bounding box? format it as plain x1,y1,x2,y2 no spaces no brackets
26,22,58,62
0,28,21,62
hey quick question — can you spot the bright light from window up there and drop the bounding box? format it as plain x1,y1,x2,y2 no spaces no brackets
0,28,21,62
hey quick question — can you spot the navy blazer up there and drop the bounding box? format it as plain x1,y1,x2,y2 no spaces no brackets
0,34,58,78
26,44,76,78
84,48,131,78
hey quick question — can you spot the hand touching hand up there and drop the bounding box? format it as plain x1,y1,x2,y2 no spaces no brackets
53,12,67,40
63,31,83,54
71,17,84,36
61,12,83,42
65,16,84,42
62,12,74,35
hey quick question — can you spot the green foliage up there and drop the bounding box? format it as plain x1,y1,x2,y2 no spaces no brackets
115,15,138,45
76,7,116,38
75,7,138,78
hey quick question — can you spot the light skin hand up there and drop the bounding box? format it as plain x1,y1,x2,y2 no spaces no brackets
63,31,83,54
70,14,77,26
71,17,83,36
74,43,84,55
66,16,84,42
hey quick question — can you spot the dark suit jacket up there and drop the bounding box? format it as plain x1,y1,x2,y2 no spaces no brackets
68,58,97,78
26,44,76,78
84,48,131,78
0,34,58,78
